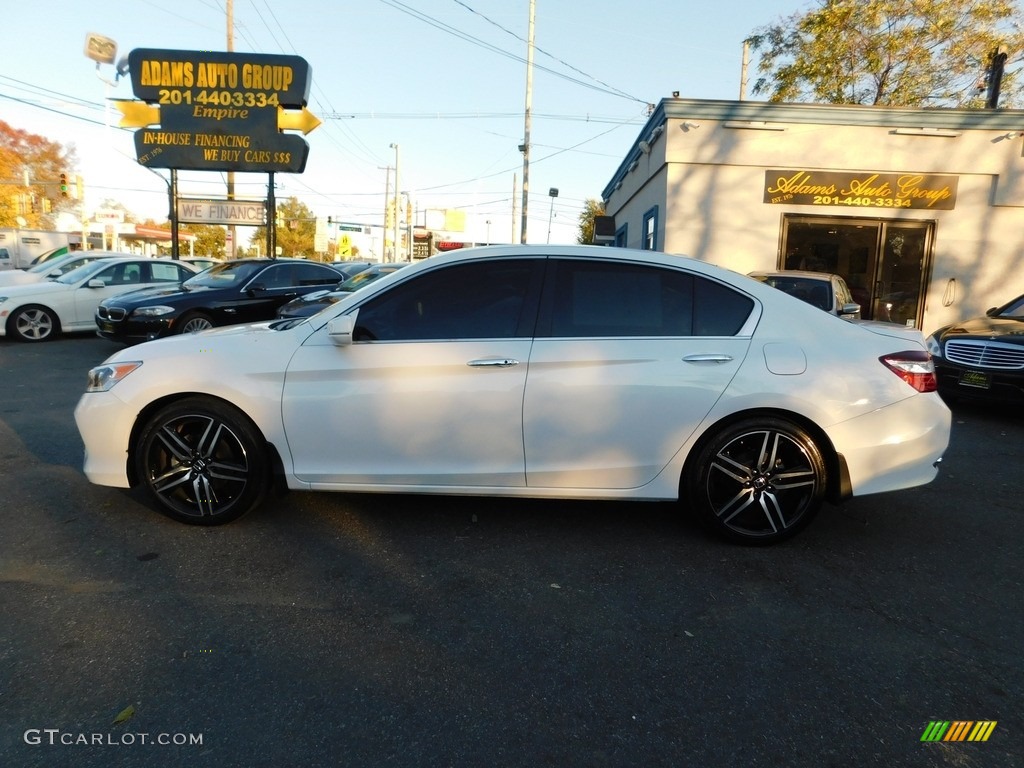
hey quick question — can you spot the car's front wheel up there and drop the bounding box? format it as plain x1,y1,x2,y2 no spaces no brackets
178,312,214,334
8,305,59,342
687,417,826,544
134,397,270,525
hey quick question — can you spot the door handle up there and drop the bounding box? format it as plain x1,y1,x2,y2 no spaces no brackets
467,358,520,368
682,354,733,364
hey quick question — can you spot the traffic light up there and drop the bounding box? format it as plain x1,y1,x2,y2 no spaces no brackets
327,216,333,224
59,173,69,198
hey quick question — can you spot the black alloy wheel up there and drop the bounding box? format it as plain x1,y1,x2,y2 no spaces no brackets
688,417,826,544
9,305,59,342
135,397,269,525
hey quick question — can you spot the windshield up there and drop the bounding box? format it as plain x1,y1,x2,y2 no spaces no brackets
55,260,109,285
997,295,1024,317
182,260,263,289
335,267,394,293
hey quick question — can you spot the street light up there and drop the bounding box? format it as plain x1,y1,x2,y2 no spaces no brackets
389,143,400,261
546,187,559,244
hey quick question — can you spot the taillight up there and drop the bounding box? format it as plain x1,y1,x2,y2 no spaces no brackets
880,350,937,393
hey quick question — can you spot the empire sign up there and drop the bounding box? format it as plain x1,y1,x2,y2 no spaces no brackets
114,48,320,173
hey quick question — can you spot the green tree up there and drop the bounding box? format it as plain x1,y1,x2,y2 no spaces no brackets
747,0,1024,107
180,223,226,258
576,198,605,244
250,197,317,258
0,120,77,228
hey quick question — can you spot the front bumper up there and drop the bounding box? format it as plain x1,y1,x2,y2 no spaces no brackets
74,391,137,488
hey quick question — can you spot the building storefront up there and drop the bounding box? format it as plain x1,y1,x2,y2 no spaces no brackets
601,98,1024,333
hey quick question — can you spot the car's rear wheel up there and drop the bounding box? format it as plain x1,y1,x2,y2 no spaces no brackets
134,397,269,525
9,305,59,342
687,417,826,544
178,312,214,334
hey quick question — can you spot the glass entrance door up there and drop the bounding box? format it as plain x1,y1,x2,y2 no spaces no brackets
780,216,933,326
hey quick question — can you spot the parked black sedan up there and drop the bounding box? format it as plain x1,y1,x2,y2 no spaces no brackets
276,262,408,319
95,258,344,344
926,293,1024,404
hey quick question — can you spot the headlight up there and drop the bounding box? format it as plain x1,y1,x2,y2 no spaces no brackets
85,362,143,392
132,305,175,317
924,334,942,357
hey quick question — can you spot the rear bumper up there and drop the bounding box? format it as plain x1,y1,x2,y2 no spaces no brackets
828,393,951,498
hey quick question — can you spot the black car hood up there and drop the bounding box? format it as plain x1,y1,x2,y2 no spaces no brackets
937,315,1024,341
104,284,212,307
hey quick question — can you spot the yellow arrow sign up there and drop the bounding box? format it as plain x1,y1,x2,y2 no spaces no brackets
277,106,322,135
114,100,161,128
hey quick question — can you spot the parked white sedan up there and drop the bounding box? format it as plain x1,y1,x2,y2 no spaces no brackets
0,251,143,288
74,245,951,544
1,257,198,342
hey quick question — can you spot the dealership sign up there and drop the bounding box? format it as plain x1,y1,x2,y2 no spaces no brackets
177,198,266,226
114,48,320,173
764,170,958,210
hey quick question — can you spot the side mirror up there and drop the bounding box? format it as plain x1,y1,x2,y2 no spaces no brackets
328,313,356,346
87,278,106,288
247,282,267,295
839,302,861,319
985,306,998,317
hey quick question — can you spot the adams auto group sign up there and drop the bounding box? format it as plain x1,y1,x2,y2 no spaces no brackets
764,170,958,210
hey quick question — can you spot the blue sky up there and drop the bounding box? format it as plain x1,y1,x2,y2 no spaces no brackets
2,0,808,248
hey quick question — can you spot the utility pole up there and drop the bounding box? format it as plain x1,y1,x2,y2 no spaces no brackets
226,0,237,258
739,40,750,101
985,46,1009,109
511,173,518,243
390,143,400,261
380,165,392,260
519,0,535,244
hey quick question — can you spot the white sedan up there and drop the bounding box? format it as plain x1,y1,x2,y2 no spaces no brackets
0,251,142,288
0,257,198,342
74,245,951,544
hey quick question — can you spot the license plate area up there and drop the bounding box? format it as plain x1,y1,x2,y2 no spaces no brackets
958,370,991,389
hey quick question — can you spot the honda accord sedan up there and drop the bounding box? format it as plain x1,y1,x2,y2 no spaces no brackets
926,293,1024,404
75,245,951,544
95,257,344,343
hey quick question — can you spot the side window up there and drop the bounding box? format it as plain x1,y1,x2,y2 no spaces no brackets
547,260,694,337
545,261,754,338
693,277,754,335
150,262,186,282
90,263,122,286
258,265,291,289
354,260,539,341
294,263,342,286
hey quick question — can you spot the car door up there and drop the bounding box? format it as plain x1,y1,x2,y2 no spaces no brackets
282,258,544,487
226,263,339,325
69,261,149,330
523,258,755,490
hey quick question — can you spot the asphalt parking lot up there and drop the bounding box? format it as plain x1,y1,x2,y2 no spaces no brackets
0,335,1021,767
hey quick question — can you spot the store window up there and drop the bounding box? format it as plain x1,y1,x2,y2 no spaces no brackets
642,206,658,250
780,215,934,327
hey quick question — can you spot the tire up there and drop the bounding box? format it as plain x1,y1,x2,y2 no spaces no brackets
686,417,826,545
134,397,270,525
8,305,59,342
178,312,214,334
